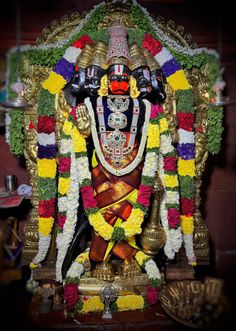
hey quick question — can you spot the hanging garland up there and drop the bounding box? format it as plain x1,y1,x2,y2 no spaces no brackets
142,33,196,264
30,35,94,268
63,247,161,313
55,98,180,280
207,107,224,154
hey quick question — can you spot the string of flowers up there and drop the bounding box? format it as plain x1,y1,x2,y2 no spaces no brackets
143,33,196,265
156,105,182,258
30,36,95,269
60,97,181,310
64,249,161,313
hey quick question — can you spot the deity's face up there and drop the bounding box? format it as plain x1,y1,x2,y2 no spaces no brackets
84,65,105,97
107,64,131,95
150,69,166,103
70,67,86,97
132,66,152,98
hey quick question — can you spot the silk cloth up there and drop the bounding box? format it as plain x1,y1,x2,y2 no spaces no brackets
89,142,143,262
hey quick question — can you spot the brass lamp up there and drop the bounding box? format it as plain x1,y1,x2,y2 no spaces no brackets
0,0,30,111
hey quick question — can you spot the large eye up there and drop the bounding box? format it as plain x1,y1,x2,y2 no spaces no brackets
109,75,117,81
120,74,129,82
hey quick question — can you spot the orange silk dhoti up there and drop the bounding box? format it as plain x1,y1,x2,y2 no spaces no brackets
89,151,143,262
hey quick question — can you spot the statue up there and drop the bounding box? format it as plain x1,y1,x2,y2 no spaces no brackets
16,0,224,315
30,17,189,313
58,24,173,281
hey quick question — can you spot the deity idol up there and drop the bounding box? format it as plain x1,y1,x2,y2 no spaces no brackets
56,24,180,286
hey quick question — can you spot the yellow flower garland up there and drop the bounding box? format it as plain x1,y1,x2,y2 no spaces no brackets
116,295,145,311
135,250,150,266
166,70,190,90
180,215,194,234
178,159,195,177
81,296,104,314
37,159,57,178
58,177,70,195
38,217,54,236
42,71,67,95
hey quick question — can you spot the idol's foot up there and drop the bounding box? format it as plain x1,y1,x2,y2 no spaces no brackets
118,258,142,279
91,261,115,282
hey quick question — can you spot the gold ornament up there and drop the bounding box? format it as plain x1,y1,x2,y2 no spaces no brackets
76,44,94,69
98,75,109,97
129,43,148,71
89,41,108,70
143,48,160,72
129,76,140,99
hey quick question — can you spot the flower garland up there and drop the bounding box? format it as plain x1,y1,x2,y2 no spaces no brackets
56,97,180,280
6,0,222,157
142,33,196,265
64,249,161,314
31,36,94,268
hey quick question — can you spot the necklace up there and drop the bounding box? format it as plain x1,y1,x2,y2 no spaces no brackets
107,95,130,113
85,97,151,176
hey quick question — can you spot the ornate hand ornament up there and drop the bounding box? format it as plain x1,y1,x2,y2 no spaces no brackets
76,104,91,138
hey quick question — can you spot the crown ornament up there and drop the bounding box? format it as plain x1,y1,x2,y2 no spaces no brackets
129,43,148,71
76,44,94,68
143,48,160,72
89,41,108,70
106,24,131,67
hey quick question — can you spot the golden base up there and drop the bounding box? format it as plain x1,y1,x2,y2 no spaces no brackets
32,263,149,296
79,273,149,296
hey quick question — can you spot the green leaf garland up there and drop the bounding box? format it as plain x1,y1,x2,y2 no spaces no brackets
207,107,224,154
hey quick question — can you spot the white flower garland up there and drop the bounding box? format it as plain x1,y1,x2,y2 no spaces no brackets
144,259,161,280
159,153,182,259
56,152,80,281
66,261,84,279
32,234,51,265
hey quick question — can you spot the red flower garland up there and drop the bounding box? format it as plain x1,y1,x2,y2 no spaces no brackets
142,33,163,56
177,112,194,132
72,35,94,49
163,156,177,172
180,198,195,216
38,198,55,218
58,157,71,173
146,285,159,305
37,116,55,134
64,283,79,311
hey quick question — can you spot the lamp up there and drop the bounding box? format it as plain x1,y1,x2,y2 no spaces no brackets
0,0,30,110
209,4,231,107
